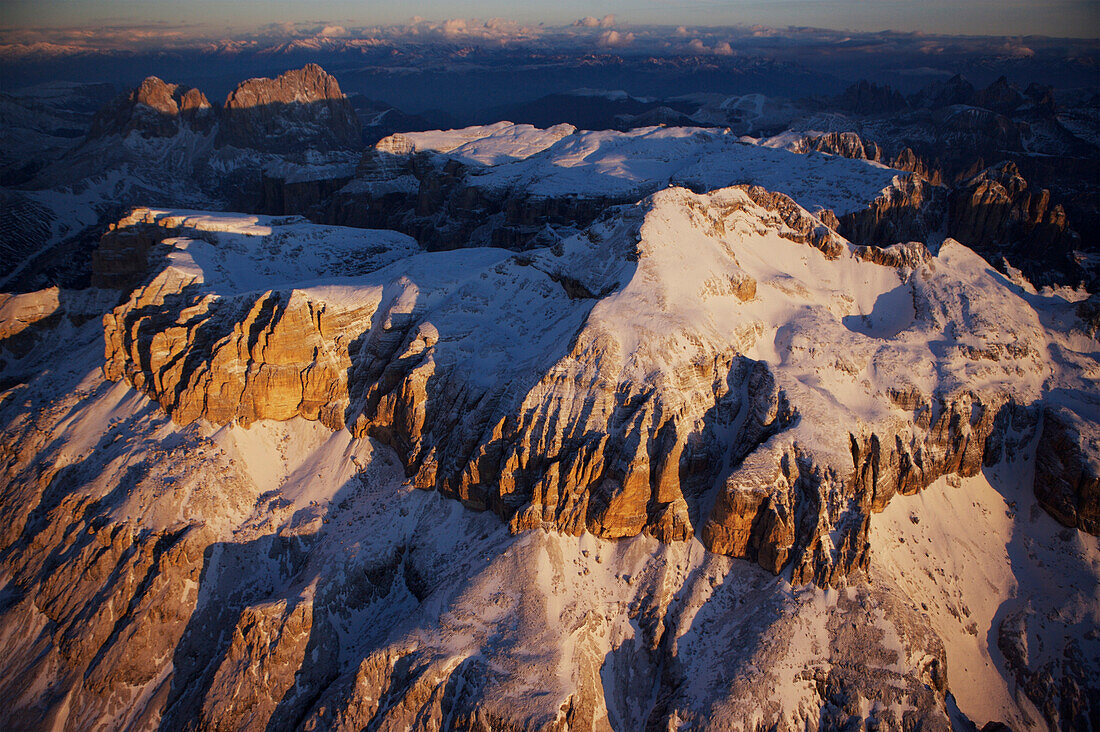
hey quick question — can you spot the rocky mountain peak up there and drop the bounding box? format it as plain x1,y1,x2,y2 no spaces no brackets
911,73,978,109
217,63,361,153
133,76,184,114
87,76,214,139
223,63,346,110
83,64,359,152
975,75,1026,114
948,159,1073,258
836,79,909,115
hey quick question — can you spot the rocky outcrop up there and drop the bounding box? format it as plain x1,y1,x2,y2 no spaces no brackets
890,147,943,185
0,286,60,342
948,161,1073,255
1034,406,1100,534
90,220,173,290
703,392,1034,585
87,76,213,139
834,80,909,115
734,185,845,258
102,268,375,431
839,173,945,246
787,132,942,186
217,64,361,153
798,131,872,160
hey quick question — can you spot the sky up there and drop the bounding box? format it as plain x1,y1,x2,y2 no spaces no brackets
2,0,1098,39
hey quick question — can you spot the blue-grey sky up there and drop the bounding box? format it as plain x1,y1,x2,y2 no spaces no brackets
2,0,1098,38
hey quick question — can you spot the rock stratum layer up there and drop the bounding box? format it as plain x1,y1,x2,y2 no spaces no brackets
99,189,1100,588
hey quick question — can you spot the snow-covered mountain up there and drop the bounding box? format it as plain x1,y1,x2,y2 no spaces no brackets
3,183,1098,729
0,63,1098,731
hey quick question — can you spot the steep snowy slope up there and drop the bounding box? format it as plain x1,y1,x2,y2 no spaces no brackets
1,174,1097,727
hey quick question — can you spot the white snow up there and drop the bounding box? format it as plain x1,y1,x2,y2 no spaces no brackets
376,121,576,165
874,454,1100,729
443,126,904,216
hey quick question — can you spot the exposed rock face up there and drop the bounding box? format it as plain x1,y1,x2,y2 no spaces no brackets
1034,406,1100,534
784,132,942,186
98,207,418,431
4,174,1100,731
948,160,1073,256
87,76,213,139
0,286,60,341
103,281,372,431
703,392,1038,585
890,147,943,185
734,185,845,258
217,64,361,153
798,131,872,160
835,80,909,115
96,189,1099,599
90,220,172,290
839,173,945,246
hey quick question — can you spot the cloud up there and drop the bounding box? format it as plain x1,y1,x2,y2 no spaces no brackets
994,40,1035,57
597,29,634,48
576,15,616,29
687,37,735,55
0,18,1093,64
440,18,469,37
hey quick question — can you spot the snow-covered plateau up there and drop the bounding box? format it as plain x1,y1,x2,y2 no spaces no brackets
0,116,1097,731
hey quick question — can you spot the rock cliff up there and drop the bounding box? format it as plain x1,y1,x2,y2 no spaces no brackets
217,64,361,153
83,64,360,155
2,177,1097,731
838,173,945,246
97,190,1099,590
948,160,1074,256
87,76,214,139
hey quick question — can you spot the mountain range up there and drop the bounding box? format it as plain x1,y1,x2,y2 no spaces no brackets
0,60,1097,731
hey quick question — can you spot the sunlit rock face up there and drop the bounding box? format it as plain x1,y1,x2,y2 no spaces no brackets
217,64,362,153
87,76,215,139
96,185,1098,592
